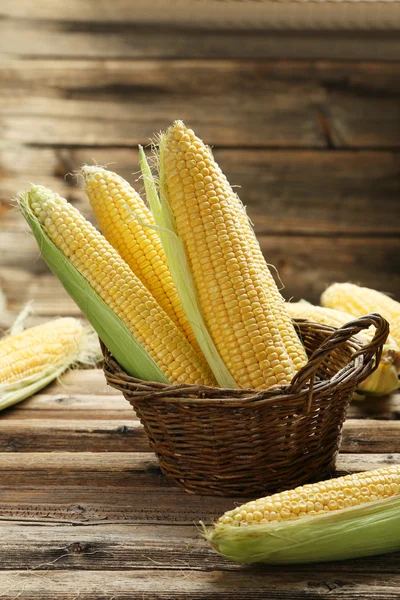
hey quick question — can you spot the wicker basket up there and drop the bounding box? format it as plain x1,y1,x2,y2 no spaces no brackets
102,313,388,496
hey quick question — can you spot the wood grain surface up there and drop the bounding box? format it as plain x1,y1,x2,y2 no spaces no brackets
1,7,400,60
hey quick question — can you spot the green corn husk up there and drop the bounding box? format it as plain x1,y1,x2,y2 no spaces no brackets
0,324,101,411
19,189,169,384
205,496,400,564
139,145,237,389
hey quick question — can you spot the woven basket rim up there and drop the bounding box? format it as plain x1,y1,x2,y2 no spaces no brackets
102,313,389,408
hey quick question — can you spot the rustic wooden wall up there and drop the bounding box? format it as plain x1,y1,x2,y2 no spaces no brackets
1,5,400,325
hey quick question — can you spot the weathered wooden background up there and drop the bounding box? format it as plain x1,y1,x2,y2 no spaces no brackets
1,3,400,326
1,5,400,599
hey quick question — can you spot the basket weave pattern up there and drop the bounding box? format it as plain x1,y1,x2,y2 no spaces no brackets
103,314,388,496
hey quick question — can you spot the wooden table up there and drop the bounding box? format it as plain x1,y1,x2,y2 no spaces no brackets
1,368,399,599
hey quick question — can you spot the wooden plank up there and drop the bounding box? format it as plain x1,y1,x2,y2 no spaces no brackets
2,234,399,306
0,451,397,475
0,60,326,148
3,394,131,421
0,569,399,600
0,417,398,453
0,491,238,525
2,0,400,32
2,148,400,236
2,59,400,148
1,18,400,60
4,59,400,95
340,420,400,453
0,523,399,574
1,408,133,422
0,452,397,490
0,452,154,472
0,419,150,452
0,524,225,572
6,388,400,422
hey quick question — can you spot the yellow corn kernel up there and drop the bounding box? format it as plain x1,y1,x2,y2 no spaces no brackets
217,465,400,527
82,166,200,353
207,465,400,564
160,121,306,390
322,283,400,346
0,318,83,385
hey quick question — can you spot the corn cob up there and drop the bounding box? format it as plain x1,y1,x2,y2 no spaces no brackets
0,317,99,410
226,193,307,374
287,302,400,395
322,283,400,347
206,465,400,564
159,121,307,390
22,185,216,387
81,165,201,354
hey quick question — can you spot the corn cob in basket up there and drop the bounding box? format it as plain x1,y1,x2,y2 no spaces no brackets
322,282,400,348
287,302,400,396
139,120,307,389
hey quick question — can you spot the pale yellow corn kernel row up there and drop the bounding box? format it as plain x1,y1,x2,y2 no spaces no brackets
286,302,399,349
286,302,400,395
212,173,307,374
27,185,216,387
217,465,400,527
82,166,201,354
161,121,306,390
237,227,307,372
0,318,83,385
322,283,400,346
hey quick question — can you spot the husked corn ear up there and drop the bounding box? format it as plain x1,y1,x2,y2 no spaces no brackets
228,198,307,374
82,166,200,353
206,466,400,564
0,317,83,385
26,185,216,387
218,465,400,526
0,316,100,411
287,302,361,331
322,283,400,346
286,302,400,396
160,121,306,390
